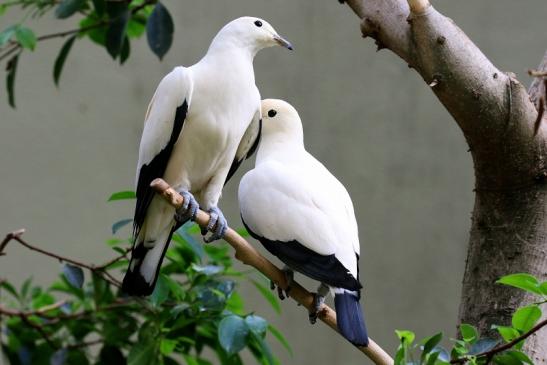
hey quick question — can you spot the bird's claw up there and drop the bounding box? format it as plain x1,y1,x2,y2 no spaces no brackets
203,206,227,243
308,293,325,325
271,267,293,300
174,190,199,223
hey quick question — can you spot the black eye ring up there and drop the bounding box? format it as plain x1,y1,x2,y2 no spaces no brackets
268,109,277,118
254,20,262,27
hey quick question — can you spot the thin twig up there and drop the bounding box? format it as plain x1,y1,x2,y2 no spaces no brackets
95,247,131,270
150,178,394,365
450,319,547,364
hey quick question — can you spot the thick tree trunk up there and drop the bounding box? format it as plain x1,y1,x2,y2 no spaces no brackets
341,0,547,360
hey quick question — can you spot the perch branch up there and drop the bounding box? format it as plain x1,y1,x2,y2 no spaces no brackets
150,178,393,365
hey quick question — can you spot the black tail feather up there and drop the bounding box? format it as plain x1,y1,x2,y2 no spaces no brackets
334,292,369,346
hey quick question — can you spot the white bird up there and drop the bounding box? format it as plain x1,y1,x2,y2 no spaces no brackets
122,18,293,296
238,99,368,346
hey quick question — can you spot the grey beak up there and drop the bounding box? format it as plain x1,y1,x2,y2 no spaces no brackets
273,34,293,50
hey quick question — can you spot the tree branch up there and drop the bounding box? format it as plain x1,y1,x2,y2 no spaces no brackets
0,229,122,288
149,178,393,365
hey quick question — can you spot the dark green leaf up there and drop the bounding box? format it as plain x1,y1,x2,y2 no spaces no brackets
421,332,442,360
62,264,84,288
0,281,19,299
469,338,498,355
268,324,292,355
150,274,170,306
425,351,440,365
494,353,525,365
53,35,76,86
506,351,534,365
112,218,133,234
55,0,86,19
249,331,276,365
245,315,268,336
126,16,146,38
146,2,173,60
251,279,281,314
218,315,249,355
120,36,130,64
79,15,106,45
0,4,7,16
105,3,129,59
512,305,541,333
0,26,16,47
460,323,478,343
108,190,136,201
99,345,126,364
127,339,158,365
497,273,543,295
6,53,19,108
159,339,176,355
91,0,105,16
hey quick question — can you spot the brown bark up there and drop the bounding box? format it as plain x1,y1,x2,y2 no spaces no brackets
341,0,547,360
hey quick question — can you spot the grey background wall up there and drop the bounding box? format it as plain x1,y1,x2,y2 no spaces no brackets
1,1,546,364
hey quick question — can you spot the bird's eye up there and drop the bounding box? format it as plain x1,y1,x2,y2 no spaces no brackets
254,20,263,27
268,109,277,118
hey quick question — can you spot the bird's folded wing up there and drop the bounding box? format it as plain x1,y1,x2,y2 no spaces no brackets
134,67,194,236
225,109,262,185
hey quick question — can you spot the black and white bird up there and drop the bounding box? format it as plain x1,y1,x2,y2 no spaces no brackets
122,18,293,296
238,99,369,346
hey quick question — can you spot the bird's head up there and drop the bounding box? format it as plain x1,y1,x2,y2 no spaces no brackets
261,99,303,142
214,17,293,54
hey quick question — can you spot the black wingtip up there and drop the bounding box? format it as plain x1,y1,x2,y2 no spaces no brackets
121,268,155,296
334,292,369,347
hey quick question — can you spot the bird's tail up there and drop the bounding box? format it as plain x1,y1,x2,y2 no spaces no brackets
334,289,369,346
122,221,179,296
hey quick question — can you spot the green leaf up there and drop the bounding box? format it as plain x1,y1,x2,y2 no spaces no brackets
55,0,86,19
99,345,125,364
512,305,541,333
120,36,130,64
460,323,478,343
506,351,534,365
540,282,547,296
105,3,129,59
245,315,268,336
91,0,105,16
150,274,170,306
0,26,16,47
0,4,7,16
268,324,292,355
218,315,249,355
62,264,84,289
395,329,415,345
251,279,281,314
108,190,136,201
422,332,442,360
53,35,76,86
226,291,245,315
494,325,520,343
235,228,250,237
15,26,36,51
160,339,177,355
497,273,543,295
6,53,19,108
127,339,158,365
146,2,173,60
249,331,276,365
126,16,146,38
112,218,133,234
0,281,19,299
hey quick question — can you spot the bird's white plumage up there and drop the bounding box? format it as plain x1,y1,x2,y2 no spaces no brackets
239,100,360,279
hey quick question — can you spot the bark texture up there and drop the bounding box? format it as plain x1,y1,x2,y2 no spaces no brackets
342,0,547,360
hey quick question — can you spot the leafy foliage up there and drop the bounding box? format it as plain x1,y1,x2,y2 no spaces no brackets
393,273,546,365
0,0,175,107
0,191,289,364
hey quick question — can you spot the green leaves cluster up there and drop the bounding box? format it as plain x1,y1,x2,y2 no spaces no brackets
0,0,175,107
0,191,289,365
393,273,546,365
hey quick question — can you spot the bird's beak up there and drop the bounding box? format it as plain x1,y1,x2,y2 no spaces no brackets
273,34,293,50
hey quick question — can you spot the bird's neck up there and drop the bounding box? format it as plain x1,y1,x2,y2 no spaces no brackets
256,135,305,165
206,34,259,61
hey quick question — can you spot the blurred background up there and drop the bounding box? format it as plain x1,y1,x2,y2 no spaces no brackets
1,0,546,364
